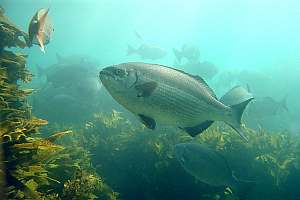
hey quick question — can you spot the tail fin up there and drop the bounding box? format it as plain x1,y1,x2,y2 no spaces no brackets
173,48,182,62
220,86,254,141
229,99,253,141
279,95,288,112
127,45,136,56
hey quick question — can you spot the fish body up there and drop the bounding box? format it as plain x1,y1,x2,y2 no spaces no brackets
38,63,92,88
76,77,102,97
173,44,200,63
99,62,253,140
247,96,288,118
37,54,99,88
55,53,99,66
127,44,166,60
32,55,102,123
174,143,237,187
28,8,53,53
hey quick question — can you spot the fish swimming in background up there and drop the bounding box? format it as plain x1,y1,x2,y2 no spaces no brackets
173,44,200,63
28,8,54,53
127,44,167,60
245,84,288,118
174,143,238,187
99,62,253,141
247,96,288,118
36,54,100,89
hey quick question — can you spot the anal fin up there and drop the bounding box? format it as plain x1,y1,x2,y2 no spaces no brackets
181,120,214,137
138,114,156,129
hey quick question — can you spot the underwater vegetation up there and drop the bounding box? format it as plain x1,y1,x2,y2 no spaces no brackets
0,9,117,200
57,110,300,200
2,4,300,200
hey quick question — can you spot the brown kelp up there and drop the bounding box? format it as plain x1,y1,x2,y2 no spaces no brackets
0,10,117,200
0,7,28,51
60,110,300,200
0,9,59,199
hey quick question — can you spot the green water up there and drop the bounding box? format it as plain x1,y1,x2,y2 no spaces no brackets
2,0,300,199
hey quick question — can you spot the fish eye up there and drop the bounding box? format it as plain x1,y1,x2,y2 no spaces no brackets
115,68,126,76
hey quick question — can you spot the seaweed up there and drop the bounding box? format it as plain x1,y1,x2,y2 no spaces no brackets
0,8,28,51
62,167,118,200
62,110,300,200
0,11,117,200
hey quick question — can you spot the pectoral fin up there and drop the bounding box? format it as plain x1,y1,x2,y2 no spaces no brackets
36,34,45,53
181,120,214,137
135,81,157,97
138,114,156,129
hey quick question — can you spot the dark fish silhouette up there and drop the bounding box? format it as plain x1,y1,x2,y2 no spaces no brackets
127,44,166,60
173,44,200,63
174,143,238,187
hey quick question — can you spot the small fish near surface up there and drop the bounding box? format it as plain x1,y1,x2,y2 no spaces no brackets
127,44,167,60
99,62,253,141
174,142,238,187
28,8,54,53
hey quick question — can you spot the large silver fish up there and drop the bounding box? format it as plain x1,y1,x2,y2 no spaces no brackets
99,62,253,140
28,8,54,53
174,143,237,187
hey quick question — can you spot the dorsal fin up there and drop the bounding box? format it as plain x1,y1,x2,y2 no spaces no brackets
190,74,217,99
160,64,217,99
